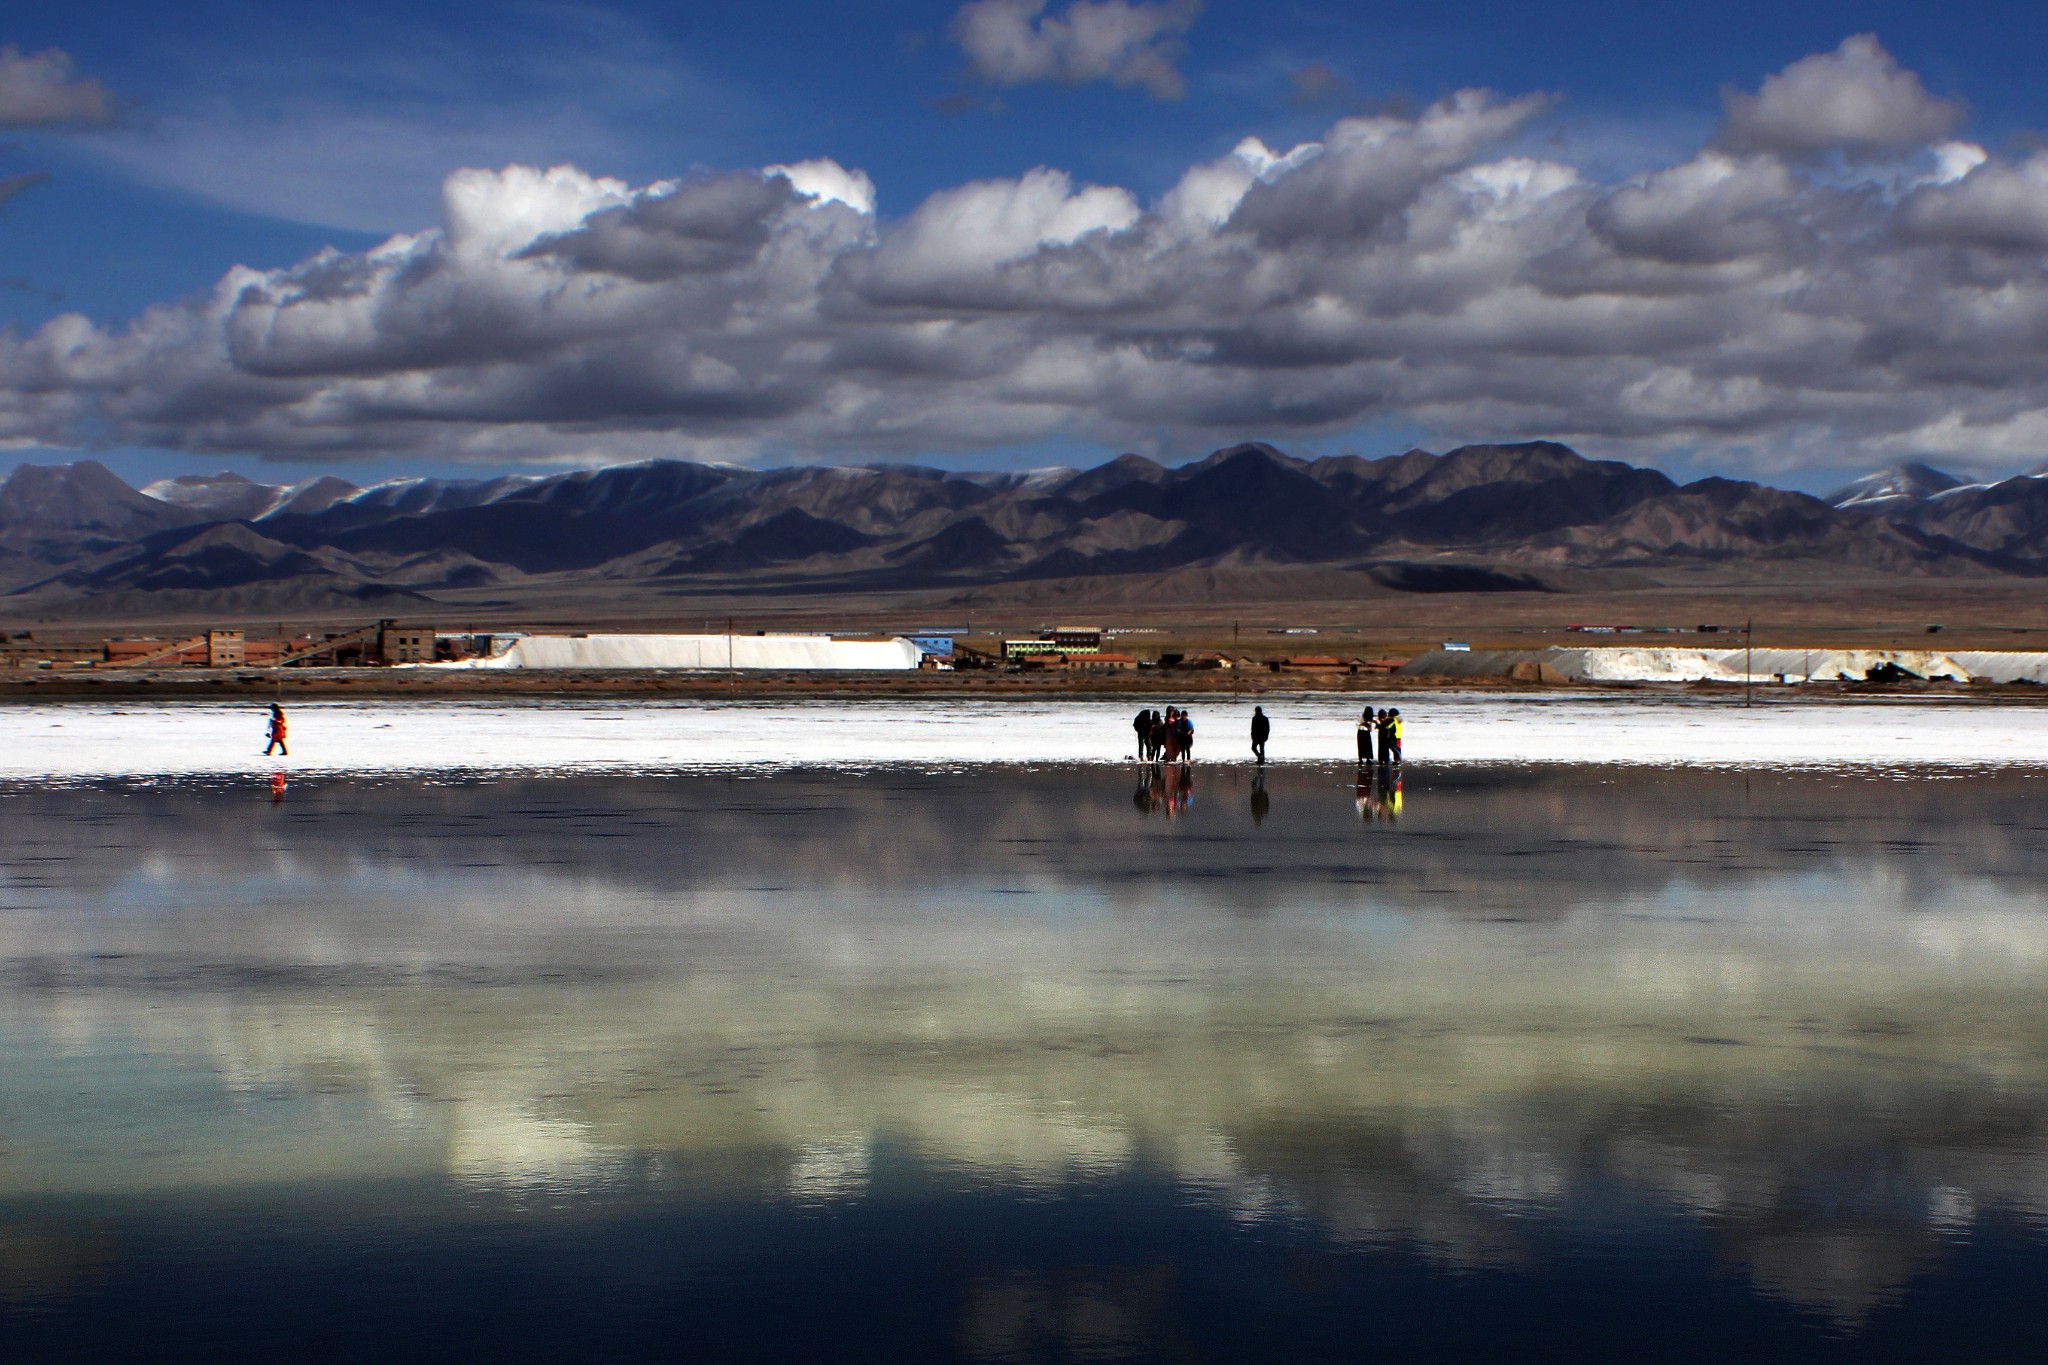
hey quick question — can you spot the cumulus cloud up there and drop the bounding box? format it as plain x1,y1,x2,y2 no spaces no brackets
951,0,1200,100
12,37,2048,473
1900,152,2048,251
0,45,114,128
1718,34,1961,160
1587,152,1798,265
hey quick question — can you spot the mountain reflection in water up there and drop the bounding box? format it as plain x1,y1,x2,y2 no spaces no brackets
3,764,2048,1357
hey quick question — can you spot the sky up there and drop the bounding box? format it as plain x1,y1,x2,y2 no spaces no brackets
4,0,2048,493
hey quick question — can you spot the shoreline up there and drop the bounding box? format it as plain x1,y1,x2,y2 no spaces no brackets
2,665,2044,702
7,690,2047,780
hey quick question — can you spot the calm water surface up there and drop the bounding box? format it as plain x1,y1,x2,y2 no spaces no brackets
3,763,2047,1361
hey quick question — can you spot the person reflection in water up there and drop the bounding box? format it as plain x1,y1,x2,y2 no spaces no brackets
1135,707,1199,816
1133,760,1165,816
1355,764,1404,823
1250,768,1270,825
269,771,287,804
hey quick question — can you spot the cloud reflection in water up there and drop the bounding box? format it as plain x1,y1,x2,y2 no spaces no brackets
3,764,2048,1330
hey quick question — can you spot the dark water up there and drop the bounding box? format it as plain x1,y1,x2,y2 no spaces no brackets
3,763,2048,1361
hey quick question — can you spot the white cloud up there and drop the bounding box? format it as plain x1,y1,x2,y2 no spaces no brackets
1924,140,1989,187
442,163,633,258
13,38,2048,473
765,159,877,216
951,0,1201,100
1718,34,1962,160
1901,153,2048,251
1155,136,1320,232
0,46,113,128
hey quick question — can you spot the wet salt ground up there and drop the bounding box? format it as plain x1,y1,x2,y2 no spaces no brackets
4,765,2048,1361
1,691,2046,779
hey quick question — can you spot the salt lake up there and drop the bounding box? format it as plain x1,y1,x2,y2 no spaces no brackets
3,699,2047,1360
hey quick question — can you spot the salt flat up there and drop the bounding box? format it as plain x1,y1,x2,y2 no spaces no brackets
0,693,2042,779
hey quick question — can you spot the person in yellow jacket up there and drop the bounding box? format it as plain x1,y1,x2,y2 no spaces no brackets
1386,709,1403,765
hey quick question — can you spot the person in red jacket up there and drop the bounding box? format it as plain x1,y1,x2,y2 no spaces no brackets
263,704,288,756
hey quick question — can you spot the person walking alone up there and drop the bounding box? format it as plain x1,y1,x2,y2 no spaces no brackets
263,703,288,757
1250,706,1270,765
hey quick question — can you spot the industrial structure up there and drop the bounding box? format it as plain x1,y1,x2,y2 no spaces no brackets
1001,625,1104,663
3,620,478,671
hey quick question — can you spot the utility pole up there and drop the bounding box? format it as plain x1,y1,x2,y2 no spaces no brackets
1745,618,1754,708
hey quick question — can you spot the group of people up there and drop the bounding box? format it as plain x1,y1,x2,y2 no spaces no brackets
1136,703,1408,766
1132,707,1196,762
266,696,1407,771
1357,707,1403,766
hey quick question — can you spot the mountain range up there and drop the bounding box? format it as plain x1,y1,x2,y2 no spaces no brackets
3,443,2046,619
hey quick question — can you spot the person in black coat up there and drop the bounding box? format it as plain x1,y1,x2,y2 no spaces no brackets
1133,707,1154,760
1250,706,1270,764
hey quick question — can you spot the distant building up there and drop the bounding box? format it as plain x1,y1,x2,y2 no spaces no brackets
1,639,104,669
1046,626,1101,652
1004,625,1101,662
206,629,245,668
379,624,436,664
105,635,208,668
1030,651,1137,671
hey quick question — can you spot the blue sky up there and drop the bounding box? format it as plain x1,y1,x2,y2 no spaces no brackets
4,1,2048,491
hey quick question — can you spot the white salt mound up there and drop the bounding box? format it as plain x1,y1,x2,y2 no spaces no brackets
1401,646,2047,684
442,634,924,671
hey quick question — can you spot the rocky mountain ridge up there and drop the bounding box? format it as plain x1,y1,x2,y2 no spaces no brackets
3,443,2046,616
